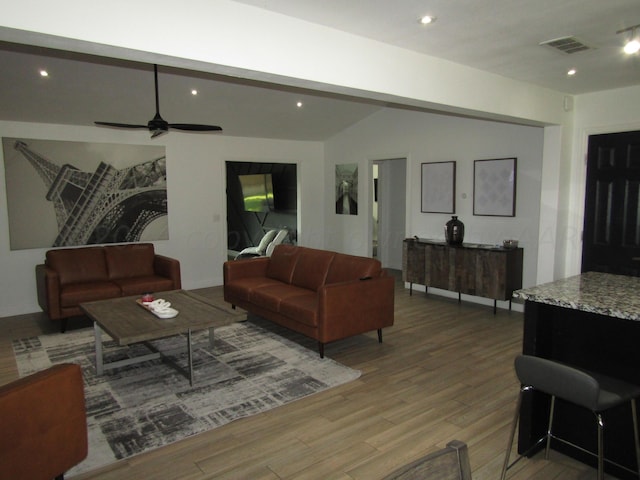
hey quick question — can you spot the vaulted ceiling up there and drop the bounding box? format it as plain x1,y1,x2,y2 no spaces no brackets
1,0,638,141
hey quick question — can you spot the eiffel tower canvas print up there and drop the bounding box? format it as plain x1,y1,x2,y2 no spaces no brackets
2,138,168,250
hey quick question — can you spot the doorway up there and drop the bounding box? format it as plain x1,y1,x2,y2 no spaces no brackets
226,161,297,259
372,158,406,269
582,130,640,275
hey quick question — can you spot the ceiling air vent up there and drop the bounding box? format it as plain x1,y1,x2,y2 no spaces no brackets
540,36,593,54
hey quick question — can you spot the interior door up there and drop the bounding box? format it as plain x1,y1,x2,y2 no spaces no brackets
582,130,640,275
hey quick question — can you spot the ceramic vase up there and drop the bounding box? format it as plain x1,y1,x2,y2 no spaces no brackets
445,216,464,245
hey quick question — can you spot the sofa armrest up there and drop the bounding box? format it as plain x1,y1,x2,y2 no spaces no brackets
223,257,270,283
35,263,62,320
154,254,182,289
0,364,88,480
317,275,395,343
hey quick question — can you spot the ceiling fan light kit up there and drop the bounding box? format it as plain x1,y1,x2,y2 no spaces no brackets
624,38,640,55
95,64,222,138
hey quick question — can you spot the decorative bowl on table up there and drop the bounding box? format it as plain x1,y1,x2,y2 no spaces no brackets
136,298,179,319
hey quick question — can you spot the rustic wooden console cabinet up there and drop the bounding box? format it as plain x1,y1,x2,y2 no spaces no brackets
402,238,523,312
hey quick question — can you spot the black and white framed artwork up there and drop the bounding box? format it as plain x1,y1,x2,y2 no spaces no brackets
2,137,168,250
421,161,456,214
473,157,517,217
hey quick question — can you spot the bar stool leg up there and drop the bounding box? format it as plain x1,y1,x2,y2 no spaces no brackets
596,413,604,480
545,395,556,460
631,399,640,479
500,388,524,480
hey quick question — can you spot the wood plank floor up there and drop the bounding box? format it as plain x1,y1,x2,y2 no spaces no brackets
0,276,608,479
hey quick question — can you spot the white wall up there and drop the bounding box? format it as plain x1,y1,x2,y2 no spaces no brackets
3,1,637,315
0,121,324,317
0,0,572,290
0,0,568,127
561,85,640,275
325,108,544,292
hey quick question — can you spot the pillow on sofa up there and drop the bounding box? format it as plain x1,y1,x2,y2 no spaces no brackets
266,244,300,284
46,247,109,286
105,243,155,280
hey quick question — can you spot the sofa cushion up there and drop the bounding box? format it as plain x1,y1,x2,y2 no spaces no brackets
290,248,335,291
105,243,155,280
266,244,301,284
46,247,108,286
225,277,283,302
60,282,121,307
249,284,310,312
279,293,319,327
326,254,382,284
114,275,175,296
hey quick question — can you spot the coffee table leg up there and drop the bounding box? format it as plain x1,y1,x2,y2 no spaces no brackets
187,328,193,386
209,326,215,350
94,322,104,375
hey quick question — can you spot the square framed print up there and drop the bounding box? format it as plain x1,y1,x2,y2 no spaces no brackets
421,161,456,213
473,157,517,216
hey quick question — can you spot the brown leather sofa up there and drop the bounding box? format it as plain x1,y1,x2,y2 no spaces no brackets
0,363,87,480
36,243,181,332
224,244,394,357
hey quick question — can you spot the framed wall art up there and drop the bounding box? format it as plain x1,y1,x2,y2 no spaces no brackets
335,163,358,215
2,137,168,250
421,161,456,213
473,157,517,217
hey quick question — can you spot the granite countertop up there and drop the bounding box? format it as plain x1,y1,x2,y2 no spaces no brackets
513,271,640,321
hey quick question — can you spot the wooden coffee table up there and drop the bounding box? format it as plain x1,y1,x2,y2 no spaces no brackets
80,290,245,386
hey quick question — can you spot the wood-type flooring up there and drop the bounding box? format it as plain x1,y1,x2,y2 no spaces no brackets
0,276,609,479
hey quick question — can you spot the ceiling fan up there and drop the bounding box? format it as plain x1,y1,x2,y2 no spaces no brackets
95,64,222,138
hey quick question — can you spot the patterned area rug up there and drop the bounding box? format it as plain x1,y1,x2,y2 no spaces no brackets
12,321,361,477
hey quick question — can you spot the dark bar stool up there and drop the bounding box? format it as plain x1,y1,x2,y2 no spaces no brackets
500,354,640,480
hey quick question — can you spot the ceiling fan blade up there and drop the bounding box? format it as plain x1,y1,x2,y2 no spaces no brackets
95,64,223,135
168,123,223,132
94,121,148,129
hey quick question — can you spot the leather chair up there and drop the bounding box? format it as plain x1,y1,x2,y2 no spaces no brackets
501,355,640,480
0,364,88,480
382,440,472,480
264,229,289,256
235,229,279,258
235,228,288,259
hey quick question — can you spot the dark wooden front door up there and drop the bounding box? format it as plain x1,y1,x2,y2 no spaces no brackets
582,130,640,275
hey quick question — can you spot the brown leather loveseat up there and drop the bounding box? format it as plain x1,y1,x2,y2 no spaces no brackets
36,243,181,331
224,244,394,357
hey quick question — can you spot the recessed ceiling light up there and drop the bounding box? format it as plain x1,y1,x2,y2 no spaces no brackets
191,89,198,96
567,68,577,76
296,101,303,108
418,15,436,25
39,69,49,77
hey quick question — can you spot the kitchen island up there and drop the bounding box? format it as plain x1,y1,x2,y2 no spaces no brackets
514,271,640,479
